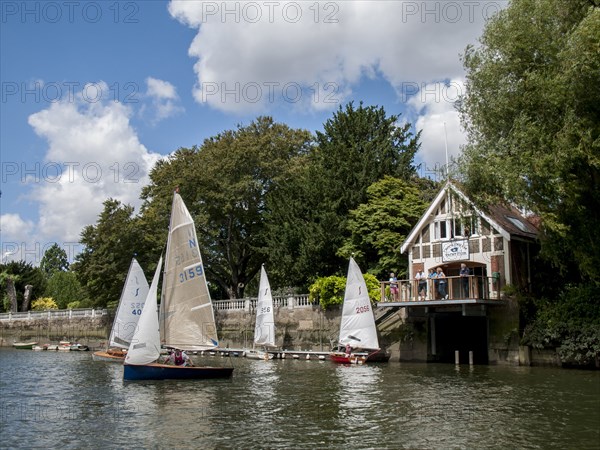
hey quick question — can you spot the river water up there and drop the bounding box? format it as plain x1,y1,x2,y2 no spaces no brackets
0,349,598,449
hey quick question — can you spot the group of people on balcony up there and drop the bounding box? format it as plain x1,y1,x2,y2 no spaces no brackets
389,263,472,301
414,267,449,300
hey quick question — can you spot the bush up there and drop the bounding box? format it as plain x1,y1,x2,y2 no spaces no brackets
309,272,381,310
521,284,600,366
31,297,59,311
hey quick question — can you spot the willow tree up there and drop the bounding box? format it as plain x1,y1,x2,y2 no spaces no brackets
459,0,600,281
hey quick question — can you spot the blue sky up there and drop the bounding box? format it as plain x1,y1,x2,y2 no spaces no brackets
1,1,500,264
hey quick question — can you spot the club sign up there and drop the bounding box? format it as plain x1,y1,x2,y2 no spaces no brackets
442,239,469,262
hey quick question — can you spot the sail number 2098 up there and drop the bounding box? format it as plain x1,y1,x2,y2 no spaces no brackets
355,305,370,314
179,265,204,283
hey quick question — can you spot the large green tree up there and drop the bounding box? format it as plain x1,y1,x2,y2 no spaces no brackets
338,176,435,278
459,0,600,281
44,271,86,309
73,199,146,307
140,117,312,298
265,102,420,285
40,243,69,275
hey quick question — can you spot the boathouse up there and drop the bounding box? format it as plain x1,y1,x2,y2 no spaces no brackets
379,181,539,364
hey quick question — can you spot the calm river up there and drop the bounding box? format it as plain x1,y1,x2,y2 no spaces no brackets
0,349,598,449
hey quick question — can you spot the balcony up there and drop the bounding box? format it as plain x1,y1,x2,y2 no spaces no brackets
379,275,503,307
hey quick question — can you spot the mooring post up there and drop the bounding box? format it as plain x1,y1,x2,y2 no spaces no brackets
469,351,474,365
455,350,460,365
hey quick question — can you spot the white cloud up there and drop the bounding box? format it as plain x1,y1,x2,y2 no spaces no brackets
0,214,37,263
145,77,183,122
11,82,163,261
0,213,34,237
168,0,495,113
406,78,467,176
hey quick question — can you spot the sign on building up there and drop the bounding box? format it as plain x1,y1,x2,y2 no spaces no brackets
442,239,469,262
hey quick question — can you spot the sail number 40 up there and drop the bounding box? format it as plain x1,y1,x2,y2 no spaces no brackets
130,302,143,315
179,265,204,283
355,305,370,314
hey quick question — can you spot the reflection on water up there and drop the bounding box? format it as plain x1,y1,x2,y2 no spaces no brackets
1,349,599,449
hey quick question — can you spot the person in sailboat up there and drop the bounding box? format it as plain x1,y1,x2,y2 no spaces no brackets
345,343,352,356
164,349,192,366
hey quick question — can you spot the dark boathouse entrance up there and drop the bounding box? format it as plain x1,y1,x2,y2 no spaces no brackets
429,313,488,364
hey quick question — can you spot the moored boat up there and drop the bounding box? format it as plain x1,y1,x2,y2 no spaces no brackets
13,342,38,350
70,343,89,351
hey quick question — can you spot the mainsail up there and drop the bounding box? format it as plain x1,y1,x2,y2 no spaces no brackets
253,265,275,347
125,257,163,366
338,257,379,350
109,258,149,349
161,193,219,351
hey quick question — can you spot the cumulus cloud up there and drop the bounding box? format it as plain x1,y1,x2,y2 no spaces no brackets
168,0,497,113
406,78,466,177
4,82,163,262
0,213,37,263
145,77,183,123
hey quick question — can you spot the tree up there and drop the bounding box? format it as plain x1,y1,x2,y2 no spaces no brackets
265,102,420,286
44,271,86,309
458,0,600,281
338,176,434,279
73,199,144,307
139,117,312,298
0,261,46,311
40,243,69,275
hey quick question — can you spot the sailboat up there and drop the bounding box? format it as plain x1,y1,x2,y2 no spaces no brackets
93,258,150,362
329,257,390,364
123,192,234,380
246,265,275,360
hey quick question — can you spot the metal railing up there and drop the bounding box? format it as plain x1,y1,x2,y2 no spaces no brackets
380,275,501,303
0,308,109,322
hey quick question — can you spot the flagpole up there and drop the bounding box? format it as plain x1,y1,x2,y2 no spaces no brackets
443,122,449,180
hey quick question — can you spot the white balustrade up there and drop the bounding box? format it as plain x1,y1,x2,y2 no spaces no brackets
0,308,107,322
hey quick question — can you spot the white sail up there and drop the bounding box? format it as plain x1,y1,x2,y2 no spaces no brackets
161,193,219,351
125,257,163,365
109,258,150,349
338,257,379,350
254,265,275,347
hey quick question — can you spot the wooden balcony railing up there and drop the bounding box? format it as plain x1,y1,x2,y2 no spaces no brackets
380,275,502,303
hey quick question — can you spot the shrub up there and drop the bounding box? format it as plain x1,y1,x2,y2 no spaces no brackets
309,272,381,310
31,297,59,311
521,284,600,366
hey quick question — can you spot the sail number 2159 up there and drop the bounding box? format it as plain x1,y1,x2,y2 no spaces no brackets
179,265,204,283
355,305,370,314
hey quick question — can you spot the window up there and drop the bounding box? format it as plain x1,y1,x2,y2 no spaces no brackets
505,216,529,233
455,216,479,237
434,220,447,240
422,226,430,243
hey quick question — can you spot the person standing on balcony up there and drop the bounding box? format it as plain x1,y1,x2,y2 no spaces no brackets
428,268,436,299
436,267,448,299
460,263,470,298
415,269,427,301
389,273,399,301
